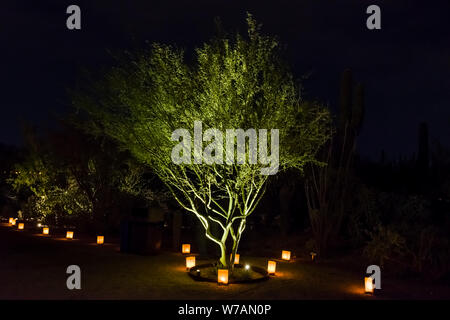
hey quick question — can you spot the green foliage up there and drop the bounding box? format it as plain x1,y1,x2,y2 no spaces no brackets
73,14,331,267
9,146,91,222
364,225,407,267
118,159,171,205
8,125,157,231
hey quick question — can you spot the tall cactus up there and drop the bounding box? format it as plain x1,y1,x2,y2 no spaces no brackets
417,122,429,179
337,70,364,164
339,69,353,130
352,83,365,135
304,68,365,256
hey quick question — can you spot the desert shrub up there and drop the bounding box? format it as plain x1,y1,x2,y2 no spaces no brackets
363,224,407,267
363,192,450,280
410,227,450,280
345,184,381,246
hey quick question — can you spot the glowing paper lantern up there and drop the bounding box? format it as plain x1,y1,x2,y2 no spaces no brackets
182,244,191,254
43,227,49,235
97,236,104,245
230,253,240,264
217,269,229,285
267,261,276,275
9,218,14,224
281,250,291,261
66,231,74,239
365,277,374,294
11,219,16,226
18,223,24,230
186,256,196,270
310,252,317,261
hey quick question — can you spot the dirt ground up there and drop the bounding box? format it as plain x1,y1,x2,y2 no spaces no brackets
1,223,449,300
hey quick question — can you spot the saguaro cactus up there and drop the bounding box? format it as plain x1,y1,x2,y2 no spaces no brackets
352,83,365,135
417,122,429,173
305,69,365,256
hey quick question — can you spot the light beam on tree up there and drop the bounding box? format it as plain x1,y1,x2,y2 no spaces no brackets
73,14,331,270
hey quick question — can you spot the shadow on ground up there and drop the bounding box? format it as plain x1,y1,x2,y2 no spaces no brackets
1,224,448,300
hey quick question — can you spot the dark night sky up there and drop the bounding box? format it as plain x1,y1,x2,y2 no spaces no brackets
1,0,449,160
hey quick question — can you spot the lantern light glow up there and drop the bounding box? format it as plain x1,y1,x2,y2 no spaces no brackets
268,260,276,275
281,250,291,261
43,227,49,235
186,256,196,270
365,277,374,294
217,269,229,285
9,218,14,224
230,253,240,264
97,236,104,244
18,223,24,230
182,244,191,254
66,231,74,239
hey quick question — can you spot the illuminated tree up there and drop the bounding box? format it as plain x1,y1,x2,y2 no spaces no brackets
9,125,92,223
9,124,154,231
73,15,331,269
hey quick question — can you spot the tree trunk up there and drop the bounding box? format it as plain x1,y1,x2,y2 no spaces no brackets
219,243,227,268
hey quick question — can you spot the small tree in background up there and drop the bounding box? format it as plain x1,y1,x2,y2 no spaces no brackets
9,124,92,224
73,14,331,269
9,123,156,232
